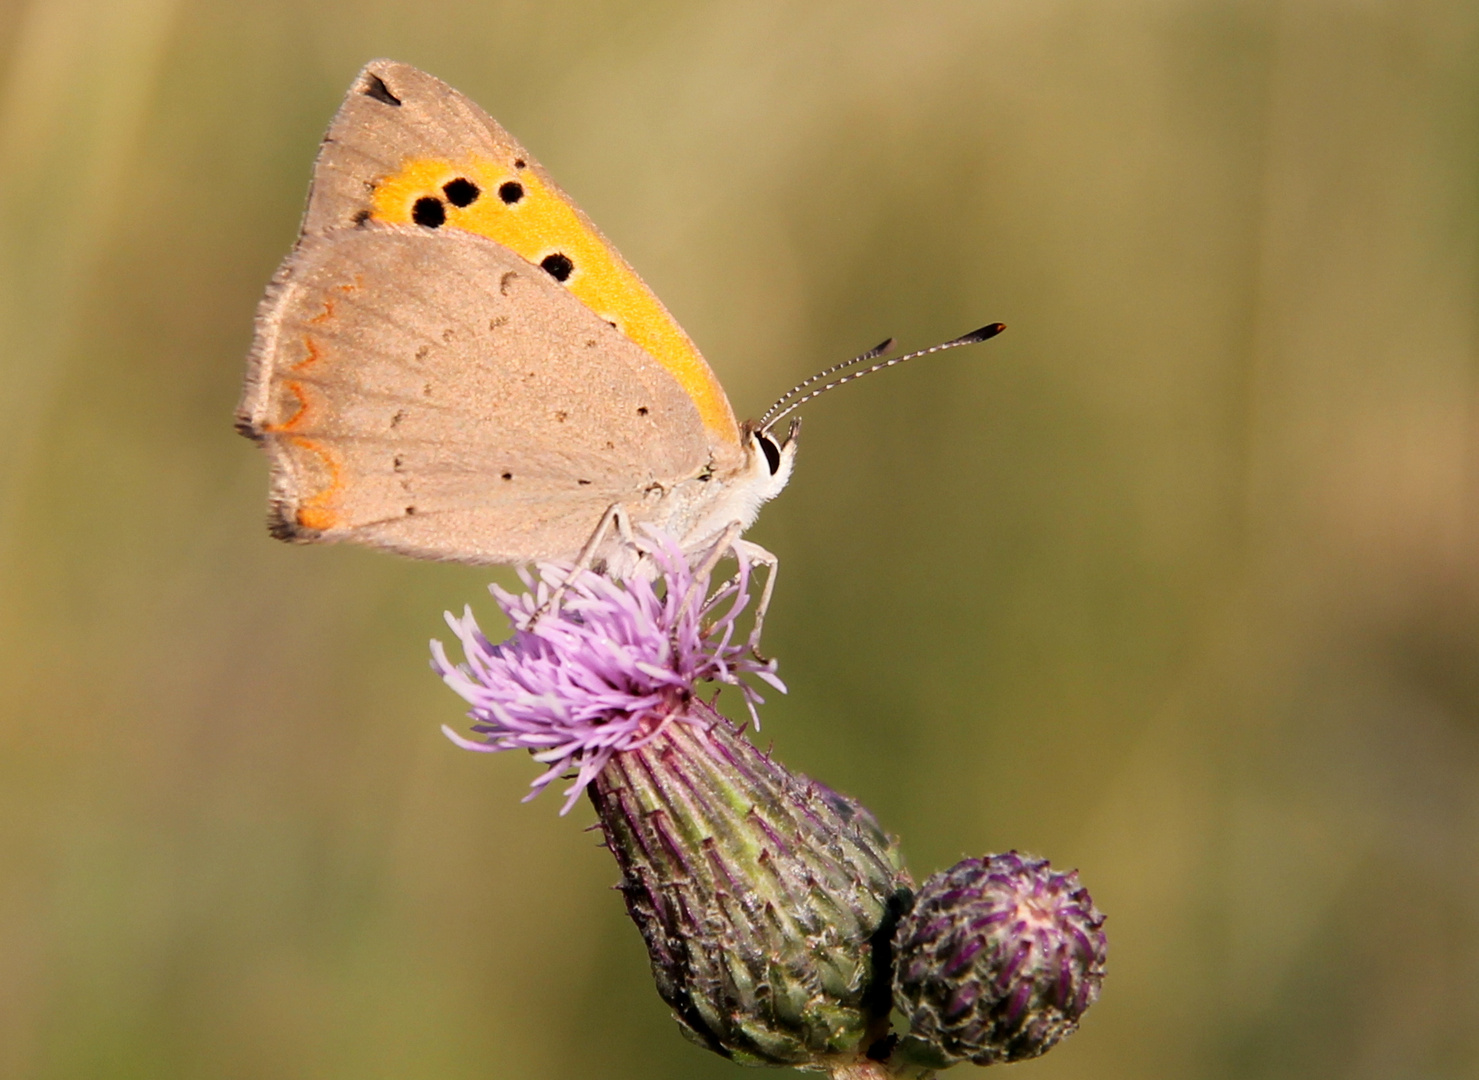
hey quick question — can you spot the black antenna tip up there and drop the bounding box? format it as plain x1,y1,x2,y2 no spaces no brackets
957,323,1006,344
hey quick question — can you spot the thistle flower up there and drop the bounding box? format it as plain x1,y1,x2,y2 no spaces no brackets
432,538,782,813
892,852,1107,1068
432,538,913,1069
431,543,1108,1075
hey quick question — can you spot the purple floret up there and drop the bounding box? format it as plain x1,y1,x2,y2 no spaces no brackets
431,535,784,813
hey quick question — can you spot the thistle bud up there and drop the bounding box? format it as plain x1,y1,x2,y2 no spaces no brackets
892,852,1106,1068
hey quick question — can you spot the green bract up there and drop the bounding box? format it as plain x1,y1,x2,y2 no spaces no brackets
590,709,912,1068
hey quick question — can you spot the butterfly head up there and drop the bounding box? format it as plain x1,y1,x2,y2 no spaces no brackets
741,416,800,510
688,418,798,543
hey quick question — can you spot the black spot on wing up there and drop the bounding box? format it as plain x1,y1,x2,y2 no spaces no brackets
413,197,445,227
540,253,573,282
498,181,524,204
351,208,371,226
443,178,479,206
362,73,401,106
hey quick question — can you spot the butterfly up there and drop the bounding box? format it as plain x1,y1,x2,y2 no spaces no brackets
237,60,999,582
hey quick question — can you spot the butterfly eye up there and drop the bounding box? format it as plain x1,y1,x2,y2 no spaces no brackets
756,432,781,475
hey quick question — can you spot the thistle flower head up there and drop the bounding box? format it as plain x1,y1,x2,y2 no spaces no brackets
431,537,783,812
892,851,1107,1068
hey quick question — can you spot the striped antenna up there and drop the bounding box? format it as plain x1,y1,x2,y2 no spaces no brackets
760,323,1004,434
759,337,895,428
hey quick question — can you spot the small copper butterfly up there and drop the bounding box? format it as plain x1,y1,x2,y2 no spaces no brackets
237,60,1000,578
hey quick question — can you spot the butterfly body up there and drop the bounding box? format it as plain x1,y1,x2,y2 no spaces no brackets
238,60,796,572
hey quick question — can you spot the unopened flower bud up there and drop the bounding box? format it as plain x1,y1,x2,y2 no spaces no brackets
892,852,1106,1068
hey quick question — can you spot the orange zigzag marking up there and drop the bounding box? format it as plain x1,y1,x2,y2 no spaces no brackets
288,436,342,532
291,337,324,372
263,381,309,432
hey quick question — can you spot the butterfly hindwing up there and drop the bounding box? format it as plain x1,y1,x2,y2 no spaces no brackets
239,224,711,564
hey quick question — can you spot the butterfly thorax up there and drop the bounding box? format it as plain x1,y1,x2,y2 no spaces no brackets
598,421,798,579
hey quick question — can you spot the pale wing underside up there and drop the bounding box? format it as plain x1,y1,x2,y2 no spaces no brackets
301,61,535,238
302,59,741,446
238,224,711,563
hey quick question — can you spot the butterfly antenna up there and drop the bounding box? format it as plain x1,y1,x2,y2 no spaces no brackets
759,337,896,427
761,323,1005,434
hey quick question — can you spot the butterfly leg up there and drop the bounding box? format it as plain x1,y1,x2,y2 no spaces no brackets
684,523,779,661
532,502,644,622
731,538,778,660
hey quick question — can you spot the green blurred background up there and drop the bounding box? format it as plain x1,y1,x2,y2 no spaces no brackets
3,1,1478,1077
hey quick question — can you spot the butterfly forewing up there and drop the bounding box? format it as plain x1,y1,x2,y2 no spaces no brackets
298,59,741,445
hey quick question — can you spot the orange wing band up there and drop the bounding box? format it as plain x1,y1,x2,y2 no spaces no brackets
369,154,736,441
